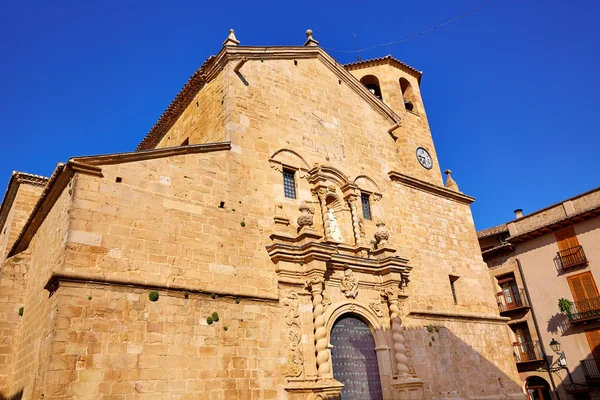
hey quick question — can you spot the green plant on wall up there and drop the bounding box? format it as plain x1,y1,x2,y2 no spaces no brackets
558,298,573,315
149,291,159,302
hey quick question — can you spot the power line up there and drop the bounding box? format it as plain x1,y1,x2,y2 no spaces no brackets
326,0,494,54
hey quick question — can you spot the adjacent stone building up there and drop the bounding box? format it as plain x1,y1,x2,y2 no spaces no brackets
479,188,600,400
0,30,525,399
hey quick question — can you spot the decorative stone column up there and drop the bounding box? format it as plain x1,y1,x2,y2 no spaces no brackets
347,195,362,245
381,289,424,400
316,189,331,241
305,276,331,378
381,289,410,377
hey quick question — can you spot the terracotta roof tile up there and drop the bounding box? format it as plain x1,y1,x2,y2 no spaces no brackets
477,224,508,239
343,54,422,78
136,55,216,151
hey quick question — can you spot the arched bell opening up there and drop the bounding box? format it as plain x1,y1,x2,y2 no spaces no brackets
360,75,383,101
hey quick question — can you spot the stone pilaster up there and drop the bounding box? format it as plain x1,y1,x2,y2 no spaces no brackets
347,195,362,245
316,189,331,241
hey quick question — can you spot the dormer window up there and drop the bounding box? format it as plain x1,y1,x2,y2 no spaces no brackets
360,75,383,101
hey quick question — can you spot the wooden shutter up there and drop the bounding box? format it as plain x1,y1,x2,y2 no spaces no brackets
568,272,599,301
555,227,580,252
586,329,600,359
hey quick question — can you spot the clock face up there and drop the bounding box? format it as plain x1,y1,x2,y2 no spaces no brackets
416,147,433,170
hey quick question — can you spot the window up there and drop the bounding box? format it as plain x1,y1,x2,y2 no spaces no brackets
449,275,459,305
361,193,371,220
283,169,296,199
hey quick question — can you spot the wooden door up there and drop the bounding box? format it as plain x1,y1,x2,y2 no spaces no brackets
556,227,583,268
501,282,518,309
568,272,599,312
514,326,533,361
585,328,600,373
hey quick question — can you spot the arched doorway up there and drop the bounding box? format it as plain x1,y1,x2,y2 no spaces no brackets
330,315,383,400
525,376,552,400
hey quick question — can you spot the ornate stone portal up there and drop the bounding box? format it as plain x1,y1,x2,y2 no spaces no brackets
267,165,422,399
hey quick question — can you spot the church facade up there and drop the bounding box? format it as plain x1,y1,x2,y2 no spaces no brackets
0,30,525,399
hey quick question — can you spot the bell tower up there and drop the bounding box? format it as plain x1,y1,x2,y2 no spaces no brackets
345,55,443,186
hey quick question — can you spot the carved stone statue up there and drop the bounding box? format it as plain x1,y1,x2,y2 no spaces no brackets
297,201,314,230
340,269,359,298
328,208,343,242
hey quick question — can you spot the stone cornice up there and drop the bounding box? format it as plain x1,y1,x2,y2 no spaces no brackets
0,172,49,237
44,272,279,302
388,171,475,205
72,142,231,166
408,310,509,323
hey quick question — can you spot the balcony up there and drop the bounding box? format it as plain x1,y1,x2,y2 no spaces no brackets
496,289,530,315
513,340,544,363
581,359,600,381
567,296,600,324
555,245,588,272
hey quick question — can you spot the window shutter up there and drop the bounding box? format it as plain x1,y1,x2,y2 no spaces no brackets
568,272,599,301
555,227,580,252
582,273,599,298
569,275,587,302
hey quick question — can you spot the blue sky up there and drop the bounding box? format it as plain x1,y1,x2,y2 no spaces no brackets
0,0,598,230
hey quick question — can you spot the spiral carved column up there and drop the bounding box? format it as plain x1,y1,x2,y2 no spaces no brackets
306,277,331,378
382,290,410,377
347,196,362,245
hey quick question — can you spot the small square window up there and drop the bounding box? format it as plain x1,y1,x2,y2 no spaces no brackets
361,193,372,220
283,169,296,199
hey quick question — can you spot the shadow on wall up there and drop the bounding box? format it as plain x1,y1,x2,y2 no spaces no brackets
552,348,600,397
400,325,525,399
0,390,22,400
547,312,572,336
328,310,526,399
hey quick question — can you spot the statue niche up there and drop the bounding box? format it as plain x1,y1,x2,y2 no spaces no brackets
316,186,353,244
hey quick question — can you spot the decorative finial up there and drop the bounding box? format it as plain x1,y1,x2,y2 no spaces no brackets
223,29,240,47
304,29,319,47
444,169,460,192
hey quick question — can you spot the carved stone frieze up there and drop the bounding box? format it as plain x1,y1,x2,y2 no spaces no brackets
283,291,303,377
369,301,383,317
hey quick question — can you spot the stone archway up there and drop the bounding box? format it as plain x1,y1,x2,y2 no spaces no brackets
330,314,383,400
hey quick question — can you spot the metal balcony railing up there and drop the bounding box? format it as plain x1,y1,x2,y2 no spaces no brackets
496,289,529,313
555,245,588,272
513,340,543,363
581,359,600,381
567,296,600,323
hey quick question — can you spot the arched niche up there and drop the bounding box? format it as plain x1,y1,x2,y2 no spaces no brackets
360,75,383,101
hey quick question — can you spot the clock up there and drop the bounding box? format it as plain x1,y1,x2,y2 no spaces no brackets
416,147,433,170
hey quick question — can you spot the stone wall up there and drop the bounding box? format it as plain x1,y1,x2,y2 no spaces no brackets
8,186,71,398
154,71,229,148
36,283,284,399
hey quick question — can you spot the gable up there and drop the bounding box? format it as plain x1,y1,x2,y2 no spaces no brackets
137,46,402,151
